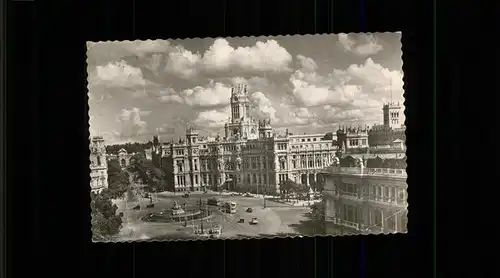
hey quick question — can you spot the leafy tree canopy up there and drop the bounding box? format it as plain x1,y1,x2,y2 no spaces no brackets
279,179,300,193
310,179,325,193
309,200,325,228
105,142,152,155
91,189,123,240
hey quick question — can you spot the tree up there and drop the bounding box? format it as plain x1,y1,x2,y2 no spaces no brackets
107,160,130,199
310,179,325,193
91,189,123,241
107,171,130,199
279,179,300,201
127,155,167,202
309,200,325,229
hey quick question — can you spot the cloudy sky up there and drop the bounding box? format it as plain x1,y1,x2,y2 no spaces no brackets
87,33,404,144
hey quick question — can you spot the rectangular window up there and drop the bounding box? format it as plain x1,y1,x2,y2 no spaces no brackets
195,175,198,185
194,159,198,171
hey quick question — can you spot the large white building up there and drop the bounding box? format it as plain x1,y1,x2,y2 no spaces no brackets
151,84,344,194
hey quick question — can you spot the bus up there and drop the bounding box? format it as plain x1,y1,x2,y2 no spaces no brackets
207,197,223,206
223,201,237,214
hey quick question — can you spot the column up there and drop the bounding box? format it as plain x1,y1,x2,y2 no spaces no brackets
380,210,385,231
368,208,372,227
394,212,399,232
359,206,366,231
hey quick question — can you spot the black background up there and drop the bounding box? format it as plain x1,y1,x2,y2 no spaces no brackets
5,0,492,277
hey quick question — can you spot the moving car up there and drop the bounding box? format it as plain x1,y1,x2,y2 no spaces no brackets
246,208,253,213
182,193,190,198
249,217,259,225
238,218,245,223
132,205,141,210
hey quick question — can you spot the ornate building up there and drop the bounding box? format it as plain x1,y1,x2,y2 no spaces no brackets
89,136,109,192
106,148,137,168
368,102,406,148
150,84,340,193
320,155,408,234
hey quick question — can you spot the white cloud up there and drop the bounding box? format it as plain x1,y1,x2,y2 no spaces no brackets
345,58,404,100
165,45,202,79
289,73,358,107
123,40,172,56
284,107,315,126
203,38,293,72
193,107,231,128
286,55,404,126
338,33,384,56
158,80,231,108
296,55,318,72
248,91,277,121
165,38,292,79
115,108,150,138
93,61,147,87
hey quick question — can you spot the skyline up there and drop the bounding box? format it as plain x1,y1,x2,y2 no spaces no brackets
87,33,405,145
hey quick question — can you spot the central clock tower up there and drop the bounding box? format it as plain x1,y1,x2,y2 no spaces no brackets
224,84,258,140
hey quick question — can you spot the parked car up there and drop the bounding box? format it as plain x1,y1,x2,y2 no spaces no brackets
132,205,140,210
249,217,259,225
146,204,155,208
238,218,245,223
118,212,124,217
246,208,253,213
244,193,252,197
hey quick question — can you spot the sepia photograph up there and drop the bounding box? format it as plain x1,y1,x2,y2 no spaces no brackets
87,33,407,242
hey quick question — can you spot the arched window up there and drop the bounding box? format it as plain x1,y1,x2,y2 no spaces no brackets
121,158,126,166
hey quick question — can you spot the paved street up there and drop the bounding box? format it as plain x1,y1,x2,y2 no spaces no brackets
112,191,312,240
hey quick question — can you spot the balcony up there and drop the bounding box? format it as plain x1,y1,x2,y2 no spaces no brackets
324,166,407,177
339,219,360,230
324,190,408,207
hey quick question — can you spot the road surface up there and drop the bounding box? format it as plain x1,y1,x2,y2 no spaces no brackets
112,191,311,240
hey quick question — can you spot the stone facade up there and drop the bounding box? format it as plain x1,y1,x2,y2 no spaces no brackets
89,136,108,193
321,157,408,234
151,84,339,193
106,148,137,168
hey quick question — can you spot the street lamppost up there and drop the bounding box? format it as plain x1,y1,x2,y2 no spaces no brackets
263,189,267,209
198,197,204,234
183,203,188,227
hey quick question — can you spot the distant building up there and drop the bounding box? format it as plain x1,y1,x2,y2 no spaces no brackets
106,148,140,169
149,84,339,193
321,155,408,234
368,102,406,148
89,136,109,193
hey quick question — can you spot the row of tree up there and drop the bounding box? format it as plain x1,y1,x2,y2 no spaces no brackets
278,179,324,200
105,142,153,155
91,154,169,241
